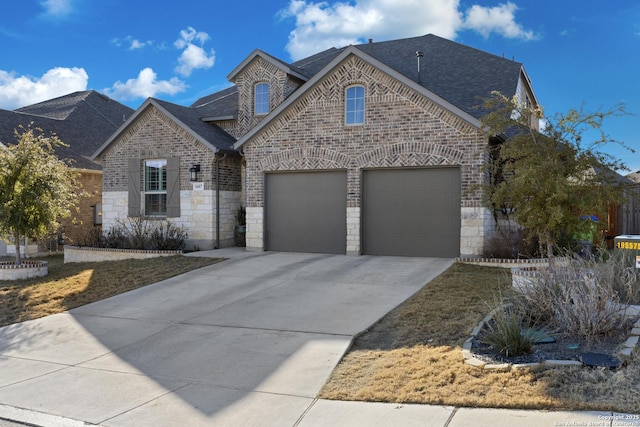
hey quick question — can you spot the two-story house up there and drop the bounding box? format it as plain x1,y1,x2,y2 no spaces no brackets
93,34,539,257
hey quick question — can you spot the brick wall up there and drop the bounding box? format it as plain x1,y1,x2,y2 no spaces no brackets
61,170,102,245
239,54,489,255
99,104,242,249
234,56,304,137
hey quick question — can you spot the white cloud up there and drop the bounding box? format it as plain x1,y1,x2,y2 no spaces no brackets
463,2,536,40
280,0,535,60
174,26,215,76
104,67,187,101
110,36,154,51
40,0,74,17
0,67,88,109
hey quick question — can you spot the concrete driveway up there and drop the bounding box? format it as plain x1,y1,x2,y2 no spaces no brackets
0,249,453,426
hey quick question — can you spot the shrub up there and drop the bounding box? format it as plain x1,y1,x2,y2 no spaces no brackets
92,218,188,251
481,305,544,357
74,227,104,247
512,250,640,342
149,221,188,250
103,222,129,249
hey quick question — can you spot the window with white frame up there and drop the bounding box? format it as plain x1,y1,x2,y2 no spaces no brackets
345,85,365,125
144,159,167,216
254,82,270,115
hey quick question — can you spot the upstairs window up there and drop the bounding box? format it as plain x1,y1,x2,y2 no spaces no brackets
254,82,270,115
144,159,167,216
345,85,365,125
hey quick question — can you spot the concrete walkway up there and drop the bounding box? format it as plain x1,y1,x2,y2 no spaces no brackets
0,248,637,426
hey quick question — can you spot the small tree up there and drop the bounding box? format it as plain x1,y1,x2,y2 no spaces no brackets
0,125,80,265
481,92,631,260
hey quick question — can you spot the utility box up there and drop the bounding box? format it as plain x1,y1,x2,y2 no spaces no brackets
614,235,640,268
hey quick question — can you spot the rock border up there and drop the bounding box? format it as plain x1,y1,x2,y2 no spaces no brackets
461,305,640,370
63,246,183,263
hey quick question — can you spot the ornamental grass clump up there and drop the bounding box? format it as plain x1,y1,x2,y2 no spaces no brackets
481,305,544,357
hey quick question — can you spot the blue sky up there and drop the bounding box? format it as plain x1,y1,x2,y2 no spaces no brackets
1,0,639,171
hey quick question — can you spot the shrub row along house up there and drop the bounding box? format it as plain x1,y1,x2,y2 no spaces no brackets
91,34,541,257
0,91,134,254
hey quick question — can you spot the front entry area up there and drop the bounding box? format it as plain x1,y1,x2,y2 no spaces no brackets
265,171,347,254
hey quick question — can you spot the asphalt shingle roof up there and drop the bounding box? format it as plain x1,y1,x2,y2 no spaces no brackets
190,86,239,119
0,91,134,170
192,34,524,123
153,99,237,152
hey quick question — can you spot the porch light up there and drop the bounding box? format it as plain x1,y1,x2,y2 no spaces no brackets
190,164,201,182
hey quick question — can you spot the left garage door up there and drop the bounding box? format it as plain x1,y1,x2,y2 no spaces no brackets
265,171,347,254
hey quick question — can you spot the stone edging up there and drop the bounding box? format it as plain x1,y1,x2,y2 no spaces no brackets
64,246,183,263
461,305,640,370
0,260,48,269
64,245,182,255
0,260,49,280
455,257,549,269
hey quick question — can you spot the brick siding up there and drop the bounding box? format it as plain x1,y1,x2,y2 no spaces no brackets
237,54,489,255
99,104,242,249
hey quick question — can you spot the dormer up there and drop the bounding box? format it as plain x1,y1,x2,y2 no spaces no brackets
227,49,308,136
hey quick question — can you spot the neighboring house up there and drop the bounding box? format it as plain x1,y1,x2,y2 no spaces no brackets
0,91,134,250
94,34,540,257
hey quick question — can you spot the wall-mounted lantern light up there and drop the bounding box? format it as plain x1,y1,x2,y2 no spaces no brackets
189,164,201,182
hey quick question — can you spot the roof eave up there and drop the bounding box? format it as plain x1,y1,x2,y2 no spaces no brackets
234,46,481,150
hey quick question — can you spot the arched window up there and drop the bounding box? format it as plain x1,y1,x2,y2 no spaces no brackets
345,85,365,125
254,82,270,115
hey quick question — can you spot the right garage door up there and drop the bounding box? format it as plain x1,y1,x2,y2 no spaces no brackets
362,167,460,257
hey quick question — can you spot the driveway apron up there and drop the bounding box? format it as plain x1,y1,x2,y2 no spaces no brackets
0,249,452,426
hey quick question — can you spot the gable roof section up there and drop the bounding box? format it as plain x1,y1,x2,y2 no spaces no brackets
227,49,309,82
234,44,482,150
0,91,134,170
92,98,236,160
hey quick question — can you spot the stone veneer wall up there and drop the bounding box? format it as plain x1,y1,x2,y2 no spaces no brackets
99,104,243,250
240,55,489,256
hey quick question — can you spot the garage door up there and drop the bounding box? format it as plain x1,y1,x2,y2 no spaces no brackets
362,168,460,257
265,171,347,254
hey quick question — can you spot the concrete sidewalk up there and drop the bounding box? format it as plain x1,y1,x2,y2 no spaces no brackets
0,248,637,426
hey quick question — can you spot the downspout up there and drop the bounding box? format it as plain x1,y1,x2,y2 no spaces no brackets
214,152,227,249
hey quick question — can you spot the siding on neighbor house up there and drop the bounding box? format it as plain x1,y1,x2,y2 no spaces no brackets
100,105,242,249
61,170,103,245
238,55,491,256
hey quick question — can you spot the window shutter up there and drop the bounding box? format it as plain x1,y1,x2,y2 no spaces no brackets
128,158,141,217
166,157,181,217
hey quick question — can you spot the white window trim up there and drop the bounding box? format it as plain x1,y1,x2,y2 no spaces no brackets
254,82,270,115
345,84,365,125
143,158,168,217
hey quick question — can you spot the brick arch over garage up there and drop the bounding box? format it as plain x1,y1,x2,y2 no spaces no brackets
356,142,465,168
258,147,351,171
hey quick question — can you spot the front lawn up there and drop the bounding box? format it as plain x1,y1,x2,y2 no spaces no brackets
319,263,640,414
0,254,222,327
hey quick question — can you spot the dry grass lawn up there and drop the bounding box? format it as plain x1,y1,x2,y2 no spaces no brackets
319,263,640,414
0,254,221,327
